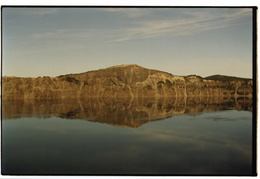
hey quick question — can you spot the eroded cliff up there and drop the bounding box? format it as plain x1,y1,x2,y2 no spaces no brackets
2,64,253,99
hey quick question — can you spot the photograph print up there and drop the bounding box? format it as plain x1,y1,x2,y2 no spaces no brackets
1,6,257,176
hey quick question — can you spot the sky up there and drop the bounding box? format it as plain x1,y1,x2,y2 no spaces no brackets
2,7,253,78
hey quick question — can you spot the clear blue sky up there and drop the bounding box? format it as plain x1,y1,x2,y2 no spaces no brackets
2,7,253,78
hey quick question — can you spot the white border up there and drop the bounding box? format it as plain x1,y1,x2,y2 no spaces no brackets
0,0,258,179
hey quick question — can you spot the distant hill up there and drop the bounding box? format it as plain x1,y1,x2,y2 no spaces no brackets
204,75,251,82
2,64,253,100
58,64,173,86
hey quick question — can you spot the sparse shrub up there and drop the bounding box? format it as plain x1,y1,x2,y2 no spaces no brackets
166,79,173,88
157,81,164,89
65,77,80,84
146,85,153,90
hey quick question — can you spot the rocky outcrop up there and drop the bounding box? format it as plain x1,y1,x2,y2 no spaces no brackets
2,64,253,100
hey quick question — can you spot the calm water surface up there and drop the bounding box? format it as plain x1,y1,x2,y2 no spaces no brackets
1,98,253,175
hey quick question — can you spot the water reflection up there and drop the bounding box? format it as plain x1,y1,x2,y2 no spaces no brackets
2,97,252,128
2,97,253,175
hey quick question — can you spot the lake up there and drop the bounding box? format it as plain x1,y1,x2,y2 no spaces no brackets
1,97,255,175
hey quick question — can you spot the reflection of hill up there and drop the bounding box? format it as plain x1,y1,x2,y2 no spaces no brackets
2,97,252,128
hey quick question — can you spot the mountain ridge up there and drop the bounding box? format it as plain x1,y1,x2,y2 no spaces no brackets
204,74,251,81
5,64,250,81
57,64,250,81
2,64,253,100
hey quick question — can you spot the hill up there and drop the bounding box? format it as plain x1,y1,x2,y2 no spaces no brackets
204,75,251,82
58,64,173,87
2,64,253,100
